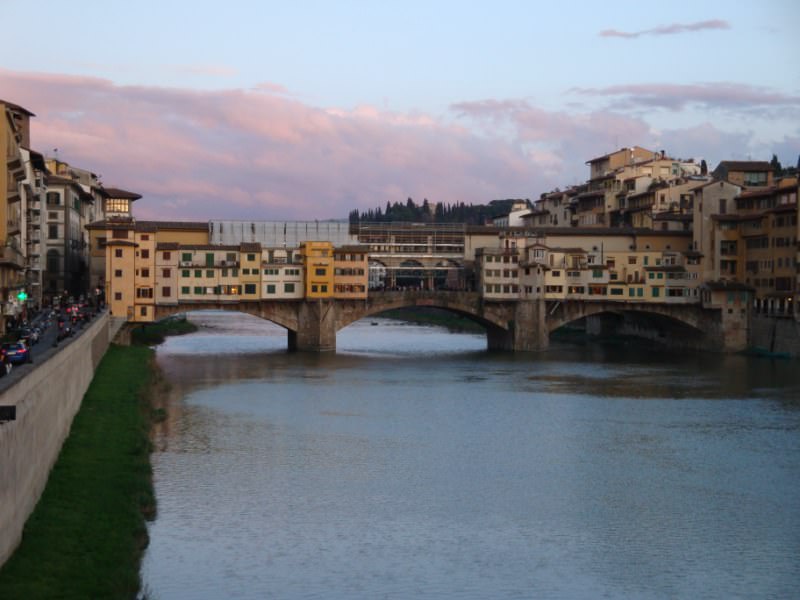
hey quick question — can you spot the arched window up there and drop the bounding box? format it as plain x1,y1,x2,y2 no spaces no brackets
47,249,61,273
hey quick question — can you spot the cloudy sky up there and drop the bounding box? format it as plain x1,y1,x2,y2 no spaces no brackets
1,0,797,220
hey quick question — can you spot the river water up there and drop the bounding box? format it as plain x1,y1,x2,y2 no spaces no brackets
140,311,800,599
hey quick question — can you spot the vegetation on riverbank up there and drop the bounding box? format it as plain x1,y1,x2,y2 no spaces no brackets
377,307,486,333
0,345,156,599
132,314,197,345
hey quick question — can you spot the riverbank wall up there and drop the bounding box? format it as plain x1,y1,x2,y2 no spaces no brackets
0,314,111,566
749,316,800,357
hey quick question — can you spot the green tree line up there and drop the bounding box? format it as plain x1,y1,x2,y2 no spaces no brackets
349,198,528,225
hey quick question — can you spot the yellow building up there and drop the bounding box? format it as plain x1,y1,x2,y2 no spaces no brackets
94,217,210,321
300,241,334,298
1,100,33,331
261,247,304,299
333,245,369,299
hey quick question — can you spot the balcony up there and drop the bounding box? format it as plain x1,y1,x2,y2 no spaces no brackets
0,244,25,269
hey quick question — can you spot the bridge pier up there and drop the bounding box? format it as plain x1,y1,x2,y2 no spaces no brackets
290,300,338,352
487,299,548,352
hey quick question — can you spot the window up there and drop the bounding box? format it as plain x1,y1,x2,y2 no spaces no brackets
136,288,153,298
162,269,171,278
106,198,129,213
182,270,190,277
205,253,214,267
321,285,328,293
182,252,192,262
194,270,202,278
114,292,122,301
315,268,326,276
194,287,205,295
284,283,295,293
247,253,256,261
245,284,257,294
141,234,150,241
162,286,172,297
141,249,150,259
266,284,276,294
46,192,60,205
48,224,59,239
112,229,128,239
242,268,250,275
311,284,318,293
163,251,171,261
141,268,150,278
115,248,123,258
181,286,190,295
114,269,123,277
206,270,214,278
652,287,660,298
46,250,60,272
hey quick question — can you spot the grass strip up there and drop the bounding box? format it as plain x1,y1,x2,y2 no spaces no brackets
0,344,156,599
131,316,197,346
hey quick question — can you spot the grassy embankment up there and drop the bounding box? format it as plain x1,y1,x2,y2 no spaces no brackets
0,318,195,599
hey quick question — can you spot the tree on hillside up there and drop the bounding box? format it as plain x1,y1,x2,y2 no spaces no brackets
770,154,783,174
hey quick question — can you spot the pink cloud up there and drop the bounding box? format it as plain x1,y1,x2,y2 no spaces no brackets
600,19,730,39
0,69,549,220
2,69,794,222
570,82,800,115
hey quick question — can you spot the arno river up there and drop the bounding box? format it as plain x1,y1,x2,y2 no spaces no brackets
140,311,800,599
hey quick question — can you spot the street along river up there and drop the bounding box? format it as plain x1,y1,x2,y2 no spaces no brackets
140,311,800,599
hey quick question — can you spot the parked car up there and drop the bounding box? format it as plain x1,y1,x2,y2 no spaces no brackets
2,342,32,365
12,328,37,346
0,347,11,376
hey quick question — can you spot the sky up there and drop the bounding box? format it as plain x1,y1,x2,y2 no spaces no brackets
1,0,798,221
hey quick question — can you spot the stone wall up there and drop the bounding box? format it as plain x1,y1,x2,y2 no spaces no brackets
0,314,110,566
749,316,800,357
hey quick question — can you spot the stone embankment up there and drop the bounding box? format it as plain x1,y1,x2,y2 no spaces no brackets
0,313,112,566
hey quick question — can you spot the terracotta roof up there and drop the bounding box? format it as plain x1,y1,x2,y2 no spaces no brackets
156,242,180,251
105,240,138,247
239,242,262,252
738,186,776,199
103,187,142,200
0,99,35,116
175,244,240,251
137,220,208,230
714,161,772,172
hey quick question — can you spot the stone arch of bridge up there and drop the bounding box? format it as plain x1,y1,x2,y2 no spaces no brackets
547,303,706,335
336,296,510,335
152,302,300,333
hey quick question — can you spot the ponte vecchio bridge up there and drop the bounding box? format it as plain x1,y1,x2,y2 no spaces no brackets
148,289,748,353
